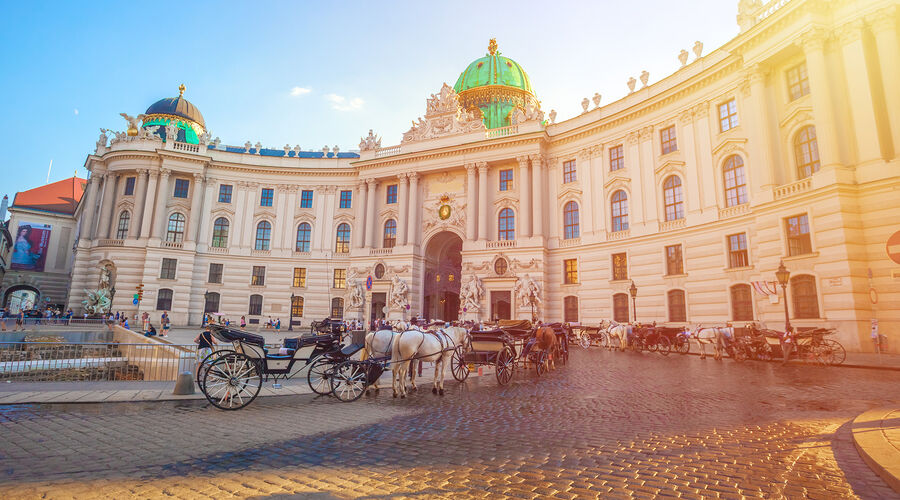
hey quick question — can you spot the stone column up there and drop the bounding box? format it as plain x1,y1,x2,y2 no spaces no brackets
231,183,248,247
465,163,477,240
406,173,419,246
96,172,117,240
139,171,159,239
745,66,777,191
365,178,377,248
800,29,841,169
838,20,885,164
530,155,544,238
679,111,701,216
241,183,259,248
79,175,100,241
153,169,172,239
397,173,409,246
577,149,594,234
516,156,532,238
477,163,489,241
869,8,900,159
129,169,149,238
282,187,298,250
187,173,205,242
354,181,368,249
197,177,217,248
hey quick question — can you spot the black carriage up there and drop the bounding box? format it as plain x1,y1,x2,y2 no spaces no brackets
449,327,517,385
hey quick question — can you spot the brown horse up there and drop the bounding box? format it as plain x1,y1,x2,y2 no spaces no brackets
533,326,558,372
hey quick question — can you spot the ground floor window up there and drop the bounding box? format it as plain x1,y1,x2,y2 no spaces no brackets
730,284,753,321
613,293,629,323
204,292,220,314
331,297,344,318
791,274,819,319
667,289,686,322
291,296,304,317
249,294,263,315
156,289,173,311
563,296,578,323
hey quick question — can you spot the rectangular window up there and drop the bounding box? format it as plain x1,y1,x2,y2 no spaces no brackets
291,296,304,317
609,145,624,171
292,267,307,288
499,169,514,191
718,99,739,132
333,268,347,289
386,184,398,204
218,184,233,203
660,126,677,154
563,259,578,284
562,160,577,183
251,266,266,286
124,177,136,196
260,188,274,207
300,190,313,208
612,253,628,281
728,233,749,268
156,289,173,311
208,263,223,284
665,245,683,276
339,190,352,209
248,295,263,316
785,214,812,256
173,179,190,198
787,62,810,101
160,258,177,280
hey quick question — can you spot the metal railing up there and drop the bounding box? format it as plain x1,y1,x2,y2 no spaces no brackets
1,318,112,328
0,342,199,382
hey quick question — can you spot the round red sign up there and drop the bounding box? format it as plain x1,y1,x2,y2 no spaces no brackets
888,230,900,265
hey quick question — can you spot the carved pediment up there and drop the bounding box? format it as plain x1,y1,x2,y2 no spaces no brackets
655,159,685,177
557,185,583,200
402,83,486,144
712,137,749,163
778,105,813,130
492,194,519,209
604,175,631,191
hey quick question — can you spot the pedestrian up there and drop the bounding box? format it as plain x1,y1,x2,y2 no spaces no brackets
122,317,129,330
160,311,169,337
275,318,281,331
0,308,7,331
195,325,218,371
144,323,157,337
16,310,25,331
780,327,795,365
240,315,246,328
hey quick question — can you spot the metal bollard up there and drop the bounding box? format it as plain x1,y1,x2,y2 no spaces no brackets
173,371,195,395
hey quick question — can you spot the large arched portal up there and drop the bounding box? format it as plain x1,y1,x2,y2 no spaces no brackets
3,285,40,314
423,231,463,321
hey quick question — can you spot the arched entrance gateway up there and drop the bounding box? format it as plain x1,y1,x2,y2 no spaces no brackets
3,285,40,314
422,231,462,322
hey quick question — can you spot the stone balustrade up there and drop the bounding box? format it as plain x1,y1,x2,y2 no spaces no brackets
161,241,183,249
718,203,751,220
98,239,124,247
773,178,812,200
486,240,517,249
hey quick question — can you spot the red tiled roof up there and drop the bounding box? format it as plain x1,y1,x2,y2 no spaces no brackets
12,177,87,215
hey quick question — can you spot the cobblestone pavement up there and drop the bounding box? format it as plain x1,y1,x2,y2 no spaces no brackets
1,349,900,499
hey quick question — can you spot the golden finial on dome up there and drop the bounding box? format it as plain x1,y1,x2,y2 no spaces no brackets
488,38,497,55
178,83,185,97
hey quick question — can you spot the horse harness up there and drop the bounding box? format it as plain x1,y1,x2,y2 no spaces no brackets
395,327,456,363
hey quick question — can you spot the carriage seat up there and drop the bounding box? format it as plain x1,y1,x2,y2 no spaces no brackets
340,343,363,357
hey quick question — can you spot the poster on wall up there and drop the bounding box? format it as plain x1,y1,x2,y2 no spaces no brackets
10,222,51,271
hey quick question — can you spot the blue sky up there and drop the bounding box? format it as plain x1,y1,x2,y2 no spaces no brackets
0,0,739,202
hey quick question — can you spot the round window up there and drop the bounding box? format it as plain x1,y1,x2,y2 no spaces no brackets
494,258,508,276
374,263,385,279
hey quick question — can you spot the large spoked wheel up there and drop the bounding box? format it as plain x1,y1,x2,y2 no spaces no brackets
578,333,591,349
451,345,470,382
730,345,747,362
815,339,846,366
307,356,335,395
646,336,658,352
597,332,609,349
495,346,515,386
196,348,234,393
202,353,262,411
534,351,547,376
330,361,368,402
657,337,671,356
675,336,691,355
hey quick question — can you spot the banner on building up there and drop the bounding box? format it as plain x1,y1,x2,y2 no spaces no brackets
751,280,778,296
10,222,51,271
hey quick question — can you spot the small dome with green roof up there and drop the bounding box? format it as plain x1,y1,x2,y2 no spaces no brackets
453,39,538,129
141,84,206,144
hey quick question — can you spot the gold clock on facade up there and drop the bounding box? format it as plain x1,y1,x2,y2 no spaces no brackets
439,204,451,220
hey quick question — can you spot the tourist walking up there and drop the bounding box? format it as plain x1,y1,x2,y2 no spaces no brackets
780,327,795,365
240,316,246,328
160,311,170,337
194,326,218,371
0,308,8,331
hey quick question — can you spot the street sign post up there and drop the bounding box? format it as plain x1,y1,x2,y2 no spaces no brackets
887,230,900,265
366,275,373,290
133,298,139,305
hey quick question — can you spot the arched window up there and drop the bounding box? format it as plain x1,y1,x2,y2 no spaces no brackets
116,211,130,239
156,288,173,311
498,208,515,240
613,293,630,323
331,297,344,319
563,296,578,323
248,294,263,315
296,222,311,252
211,217,229,248
611,190,629,232
166,213,185,242
383,219,397,248
204,292,220,314
663,176,684,221
254,221,271,250
723,155,748,207
563,201,580,239
730,284,753,321
791,274,819,319
291,295,304,317
335,223,351,253
794,126,820,179
667,289,686,322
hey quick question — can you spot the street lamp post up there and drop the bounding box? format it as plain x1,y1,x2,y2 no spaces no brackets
289,293,295,331
628,280,638,324
775,260,791,333
203,290,209,326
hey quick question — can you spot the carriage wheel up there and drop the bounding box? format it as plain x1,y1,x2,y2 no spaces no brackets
196,348,234,393
202,353,262,411
756,344,773,361
495,346,515,386
578,334,591,350
559,339,568,365
307,356,335,395
675,337,690,355
814,339,846,366
330,361,368,402
657,337,671,356
597,332,609,349
646,337,658,352
450,345,470,382
534,351,547,376
731,345,747,362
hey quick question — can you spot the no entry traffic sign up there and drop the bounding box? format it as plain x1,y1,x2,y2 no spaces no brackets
888,230,900,265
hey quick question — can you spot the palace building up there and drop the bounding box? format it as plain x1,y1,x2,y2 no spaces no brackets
66,0,899,352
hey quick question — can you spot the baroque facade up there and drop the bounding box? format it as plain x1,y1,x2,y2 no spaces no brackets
69,0,900,352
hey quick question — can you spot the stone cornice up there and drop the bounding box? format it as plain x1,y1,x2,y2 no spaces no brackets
352,132,547,170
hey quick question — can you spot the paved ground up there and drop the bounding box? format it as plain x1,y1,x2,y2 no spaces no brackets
1,349,900,499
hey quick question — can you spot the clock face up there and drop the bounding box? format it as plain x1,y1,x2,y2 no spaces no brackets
439,204,451,220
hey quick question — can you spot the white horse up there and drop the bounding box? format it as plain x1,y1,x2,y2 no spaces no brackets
690,324,729,360
391,325,467,398
605,320,630,352
360,328,415,393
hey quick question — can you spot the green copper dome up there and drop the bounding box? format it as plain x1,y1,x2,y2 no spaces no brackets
453,39,538,129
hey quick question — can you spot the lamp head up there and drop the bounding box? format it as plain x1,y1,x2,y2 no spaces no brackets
775,260,790,286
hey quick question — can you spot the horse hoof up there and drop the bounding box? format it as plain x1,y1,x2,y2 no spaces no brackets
374,388,379,393
393,393,397,398
439,389,444,396
365,389,370,395
400,394,405,399
432,387,437,394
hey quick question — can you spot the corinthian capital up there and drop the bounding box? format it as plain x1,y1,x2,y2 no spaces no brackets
516,155,530,167
397,172,408,182
798,27,829,53
868,6,898,33
465,162,477,174
159,168,172,178
836,19,865,44
528,153,542,164
408,172,419,182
